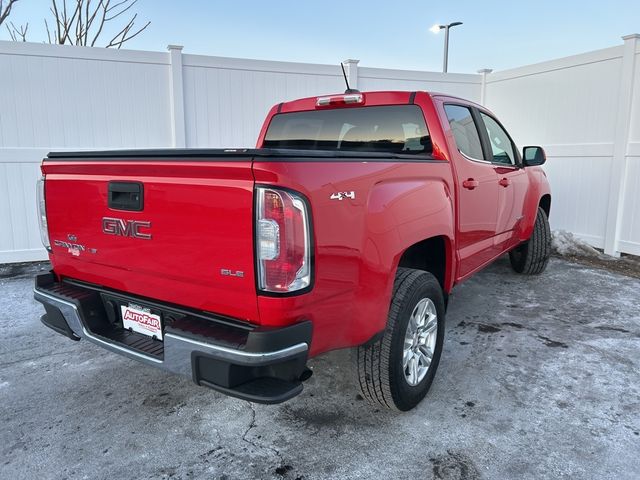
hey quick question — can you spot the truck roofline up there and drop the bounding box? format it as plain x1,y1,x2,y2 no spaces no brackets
274,90,478,111
429,92,487,110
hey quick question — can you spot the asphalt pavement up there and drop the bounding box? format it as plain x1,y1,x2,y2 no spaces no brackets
1,257,638,480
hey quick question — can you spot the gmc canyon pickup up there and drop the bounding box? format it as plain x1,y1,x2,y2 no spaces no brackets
34,90,551,411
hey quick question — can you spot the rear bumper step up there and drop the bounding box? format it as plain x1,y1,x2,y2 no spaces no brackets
34,273,312,404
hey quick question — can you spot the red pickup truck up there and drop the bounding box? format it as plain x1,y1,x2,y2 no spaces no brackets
34,90,551,411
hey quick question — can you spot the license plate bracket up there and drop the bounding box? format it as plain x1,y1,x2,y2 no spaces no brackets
121,303,163,340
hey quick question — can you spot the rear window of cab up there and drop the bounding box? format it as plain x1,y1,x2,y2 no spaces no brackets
263,105,433,155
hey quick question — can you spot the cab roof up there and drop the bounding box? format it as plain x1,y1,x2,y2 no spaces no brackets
275,90,480,114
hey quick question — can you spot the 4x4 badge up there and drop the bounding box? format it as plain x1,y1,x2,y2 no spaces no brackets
330,191,355,201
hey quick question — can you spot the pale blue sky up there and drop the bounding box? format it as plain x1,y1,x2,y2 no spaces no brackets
2,0,639,72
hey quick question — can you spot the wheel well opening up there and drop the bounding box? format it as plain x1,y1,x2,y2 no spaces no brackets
539,194,551,217
398,236,447,290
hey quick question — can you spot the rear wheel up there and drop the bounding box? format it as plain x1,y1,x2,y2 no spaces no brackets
353,268,445,411
509,207,551,274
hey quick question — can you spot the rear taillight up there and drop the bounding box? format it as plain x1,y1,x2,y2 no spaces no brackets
36,176,51,251
256,187,311,293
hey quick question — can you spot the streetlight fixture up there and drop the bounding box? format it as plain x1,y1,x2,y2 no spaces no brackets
430,22,463,73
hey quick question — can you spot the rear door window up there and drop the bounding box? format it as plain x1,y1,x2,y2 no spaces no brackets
444,105,485,160
263,105,432,155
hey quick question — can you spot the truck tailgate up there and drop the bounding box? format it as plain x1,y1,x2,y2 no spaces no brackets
42,158,259,322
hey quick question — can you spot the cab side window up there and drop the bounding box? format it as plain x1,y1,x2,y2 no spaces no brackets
480,113,516,165
444,104,484,160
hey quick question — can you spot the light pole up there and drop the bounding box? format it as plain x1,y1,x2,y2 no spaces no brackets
430,22,463,73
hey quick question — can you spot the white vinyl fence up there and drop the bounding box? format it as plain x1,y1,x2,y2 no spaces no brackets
0,36,638,263
483,34,640,257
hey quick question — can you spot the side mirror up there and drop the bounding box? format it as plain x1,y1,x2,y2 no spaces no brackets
523,146,546,166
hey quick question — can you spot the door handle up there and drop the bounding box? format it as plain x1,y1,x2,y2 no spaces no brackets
462,178,479,190
108,181,144,211
498,177,510,187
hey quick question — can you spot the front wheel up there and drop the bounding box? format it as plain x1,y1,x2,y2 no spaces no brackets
509,206,551,274
352,268,445,411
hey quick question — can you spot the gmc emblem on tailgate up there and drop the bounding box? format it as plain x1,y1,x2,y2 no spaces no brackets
102,217,152,240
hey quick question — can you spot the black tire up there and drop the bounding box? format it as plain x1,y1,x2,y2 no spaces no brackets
509,207,551,274
353,268,445,411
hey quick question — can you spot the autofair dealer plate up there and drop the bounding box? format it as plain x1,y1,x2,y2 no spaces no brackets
121,304,163,340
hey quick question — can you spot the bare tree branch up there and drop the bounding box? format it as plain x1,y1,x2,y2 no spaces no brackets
3,0,149,47
83,0,90,44
104,12,133,47
0,0,20,27
105,12,149,49
90,0,109,46
46,0,149,48
6,20,27,41
85,0,103,34
59,1,81,45
105,0,136,21
45,18,52,43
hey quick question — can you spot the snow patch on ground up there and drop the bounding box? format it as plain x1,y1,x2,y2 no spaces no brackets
551,230,640,278
552,230,603,258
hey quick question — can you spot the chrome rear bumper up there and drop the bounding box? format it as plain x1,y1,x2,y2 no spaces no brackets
34,273,312,404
